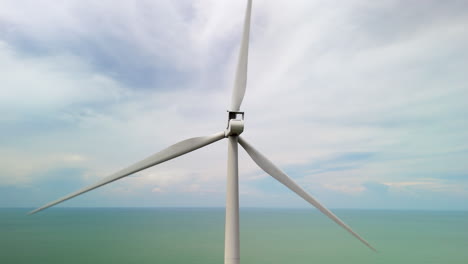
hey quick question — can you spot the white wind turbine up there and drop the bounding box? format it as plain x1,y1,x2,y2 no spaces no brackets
30,0,376,263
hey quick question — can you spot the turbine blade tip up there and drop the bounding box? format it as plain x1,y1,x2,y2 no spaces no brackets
28,207,44,215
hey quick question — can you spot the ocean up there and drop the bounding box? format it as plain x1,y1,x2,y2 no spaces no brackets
1,208,467,264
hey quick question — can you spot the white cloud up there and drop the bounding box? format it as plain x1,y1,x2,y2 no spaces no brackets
0,148,87,186
1,0,467,208
323,183,365,195
0,41,128,116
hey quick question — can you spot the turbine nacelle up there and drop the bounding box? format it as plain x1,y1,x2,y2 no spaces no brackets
225,111,244,137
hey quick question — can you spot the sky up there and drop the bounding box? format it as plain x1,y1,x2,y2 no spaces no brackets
1,0,467,210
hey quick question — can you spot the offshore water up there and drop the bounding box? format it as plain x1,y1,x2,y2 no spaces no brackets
1,208,467,264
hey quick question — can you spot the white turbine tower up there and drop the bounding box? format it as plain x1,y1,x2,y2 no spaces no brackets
30,1,376,263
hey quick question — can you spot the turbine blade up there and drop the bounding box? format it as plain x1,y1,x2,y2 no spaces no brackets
238,136,376,252
229,0,252,111
29,131,226,215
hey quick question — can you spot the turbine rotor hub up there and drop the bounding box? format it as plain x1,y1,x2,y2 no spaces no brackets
225,111,244,137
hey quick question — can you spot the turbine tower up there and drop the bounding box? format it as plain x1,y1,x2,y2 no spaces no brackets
30,1,376,263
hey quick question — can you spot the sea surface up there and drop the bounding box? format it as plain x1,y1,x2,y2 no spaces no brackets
1,208,467,264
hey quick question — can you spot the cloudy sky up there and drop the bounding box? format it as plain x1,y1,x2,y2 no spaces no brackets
1,0,467,210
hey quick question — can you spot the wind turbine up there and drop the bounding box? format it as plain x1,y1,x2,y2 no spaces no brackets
30,0,376,263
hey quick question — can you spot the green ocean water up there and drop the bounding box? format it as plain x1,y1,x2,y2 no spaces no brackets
1,208,467,264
